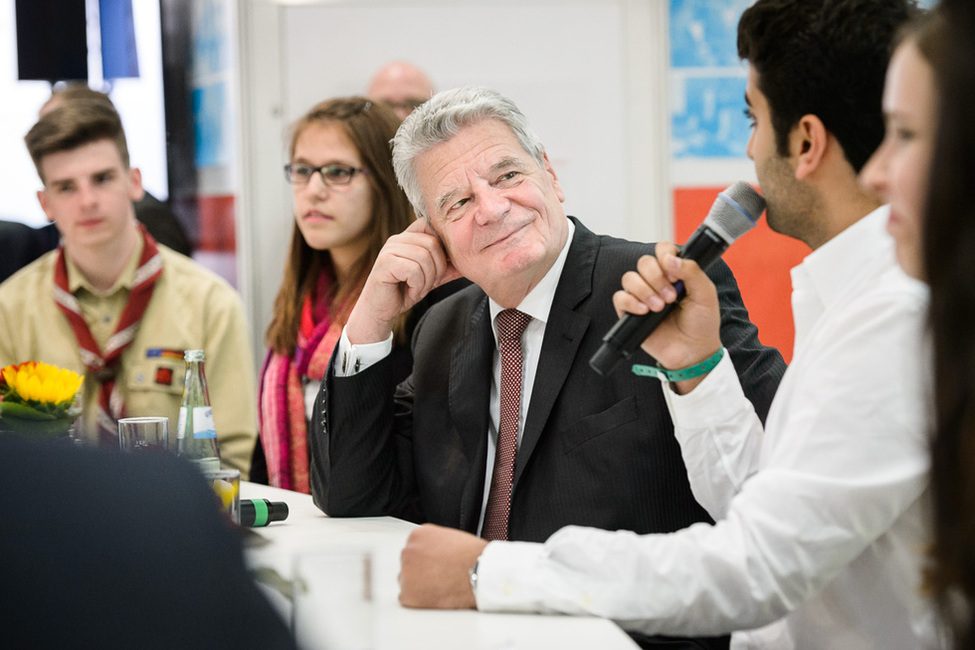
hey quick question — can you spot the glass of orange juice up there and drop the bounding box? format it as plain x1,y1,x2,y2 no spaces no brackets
204,468,240,525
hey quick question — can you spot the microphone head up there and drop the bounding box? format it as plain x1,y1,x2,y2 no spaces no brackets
705,181,766,244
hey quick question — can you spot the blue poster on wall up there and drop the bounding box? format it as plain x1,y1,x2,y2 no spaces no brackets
672,75,749,158
100,0,139,79
670,0,753,159
192,0,231,168
193,82,227,168
670,0,752,68
669,0,937,160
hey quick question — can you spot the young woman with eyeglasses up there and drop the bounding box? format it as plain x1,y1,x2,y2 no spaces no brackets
253,97,415,492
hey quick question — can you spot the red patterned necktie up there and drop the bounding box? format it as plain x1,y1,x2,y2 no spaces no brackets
482,308,533,541
53,226,163,446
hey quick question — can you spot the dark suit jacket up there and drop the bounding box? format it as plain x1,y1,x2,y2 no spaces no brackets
0,436,295,650
310,217,784,543
135,191,193,256
0,220,59,283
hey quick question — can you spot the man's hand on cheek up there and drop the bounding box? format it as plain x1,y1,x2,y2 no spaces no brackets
346,218,462,344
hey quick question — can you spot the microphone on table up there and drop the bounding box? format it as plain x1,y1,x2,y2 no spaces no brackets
240,499,289,527
589,181,765,377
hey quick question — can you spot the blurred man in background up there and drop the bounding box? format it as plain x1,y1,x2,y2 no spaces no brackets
367,61,434,120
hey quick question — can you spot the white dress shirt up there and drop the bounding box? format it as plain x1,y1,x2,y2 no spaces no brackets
474,208,943,649
335,220,575,534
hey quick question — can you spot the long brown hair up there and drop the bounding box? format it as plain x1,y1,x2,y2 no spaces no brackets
922,2,975,645
266,97,414,355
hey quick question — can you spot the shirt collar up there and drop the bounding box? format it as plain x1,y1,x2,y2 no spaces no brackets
790,205,893,314
66,236,146,296
489,218,575,329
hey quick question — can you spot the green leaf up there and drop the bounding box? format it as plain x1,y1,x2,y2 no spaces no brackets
0,401,56,421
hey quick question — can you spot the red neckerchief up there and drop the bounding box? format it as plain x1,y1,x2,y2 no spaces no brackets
295,272,332,377
53,225,163,446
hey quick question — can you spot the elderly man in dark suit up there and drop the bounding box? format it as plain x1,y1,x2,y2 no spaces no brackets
309,86,784,648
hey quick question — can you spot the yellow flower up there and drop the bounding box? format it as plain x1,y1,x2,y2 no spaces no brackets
1,362,84,406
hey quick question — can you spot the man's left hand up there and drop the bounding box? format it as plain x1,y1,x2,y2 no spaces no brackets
399,524,488,609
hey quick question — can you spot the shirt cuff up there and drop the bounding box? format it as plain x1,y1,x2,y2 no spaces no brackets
662,351,749,428
333,328,393,377
474,541,550,613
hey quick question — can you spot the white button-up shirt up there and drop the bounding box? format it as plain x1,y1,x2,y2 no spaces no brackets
475,207,943,649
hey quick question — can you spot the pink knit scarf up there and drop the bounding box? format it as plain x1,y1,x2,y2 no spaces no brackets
258,274,344,492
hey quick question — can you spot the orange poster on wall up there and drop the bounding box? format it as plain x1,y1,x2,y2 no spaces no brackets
673,187,809,363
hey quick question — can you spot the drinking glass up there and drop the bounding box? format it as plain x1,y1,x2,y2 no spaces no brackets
117,416,169,453
205,468,240,525
292,548,375,649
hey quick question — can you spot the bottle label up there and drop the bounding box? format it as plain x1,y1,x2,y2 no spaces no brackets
176,405,217,439
191,406,217,439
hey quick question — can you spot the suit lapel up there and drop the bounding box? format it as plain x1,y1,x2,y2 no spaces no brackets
513,219,597,488
448,295,494,531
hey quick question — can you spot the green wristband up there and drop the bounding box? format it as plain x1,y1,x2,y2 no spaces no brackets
631,348,725,382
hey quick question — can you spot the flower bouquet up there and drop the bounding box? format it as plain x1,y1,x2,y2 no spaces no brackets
0,362,84,440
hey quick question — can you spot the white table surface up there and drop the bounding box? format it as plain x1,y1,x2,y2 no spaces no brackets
241,482,638,650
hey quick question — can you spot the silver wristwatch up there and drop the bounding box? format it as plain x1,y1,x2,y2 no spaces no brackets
468,558,480,595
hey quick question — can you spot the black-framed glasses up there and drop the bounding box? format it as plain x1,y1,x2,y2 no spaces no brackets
284,163,368,186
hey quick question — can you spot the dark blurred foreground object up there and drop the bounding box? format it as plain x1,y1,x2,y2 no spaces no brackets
0,221,59,283
0,435,296,650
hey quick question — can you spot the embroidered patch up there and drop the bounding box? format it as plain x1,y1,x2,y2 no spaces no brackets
146,348,185,360
154,366,174,386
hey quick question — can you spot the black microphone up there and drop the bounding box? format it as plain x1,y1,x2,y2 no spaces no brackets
589,181,765,377
240,499,289,527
